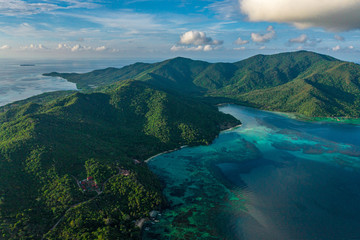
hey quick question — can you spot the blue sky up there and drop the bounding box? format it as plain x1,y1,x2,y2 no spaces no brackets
0,0,360,62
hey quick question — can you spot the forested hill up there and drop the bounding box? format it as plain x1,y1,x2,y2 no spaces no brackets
0,80,239,239
46,51,360,118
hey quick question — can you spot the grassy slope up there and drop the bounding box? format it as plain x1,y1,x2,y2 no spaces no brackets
46,51,360,118
0,80,239,240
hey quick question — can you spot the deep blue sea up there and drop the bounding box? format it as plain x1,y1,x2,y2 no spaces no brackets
0,59,138,106
147,104,360,240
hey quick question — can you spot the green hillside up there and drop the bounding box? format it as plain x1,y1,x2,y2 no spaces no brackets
0,80,239,240
45,63,153,90
2,50,359,239
46,51,360,118
230,52,360,117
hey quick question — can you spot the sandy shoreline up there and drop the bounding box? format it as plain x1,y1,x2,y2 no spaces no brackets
145,104,243,164
222,124,242,132
145,122,243,164
144,146,188,163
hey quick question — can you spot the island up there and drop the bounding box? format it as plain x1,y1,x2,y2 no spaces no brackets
20,64,36,67
45,51,360,120
1,50,360,239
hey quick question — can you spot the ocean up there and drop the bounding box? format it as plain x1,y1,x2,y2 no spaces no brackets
146,104,360,240
0,59,137,107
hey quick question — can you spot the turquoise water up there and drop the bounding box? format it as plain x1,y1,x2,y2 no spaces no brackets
146,104,360,240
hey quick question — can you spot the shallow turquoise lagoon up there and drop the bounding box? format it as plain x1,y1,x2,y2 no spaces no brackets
146,105,360,240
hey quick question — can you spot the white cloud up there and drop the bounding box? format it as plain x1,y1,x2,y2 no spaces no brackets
0,44,10,50
306,38,322,47
251,26,275,43
288,35,321,47
55,43,113,52
21,43,47,50
289,34,308,43
38,44,46,49
63,11,164,34
172,31,223,52
240,0,360,31
235,37,249,45
203,45,214,51
171,44,220,52
332,45,341,51
234,46,246,50
334,35,345,41
0,23,104,44
71,44,81,52
171,45,199,51
179,31,223,46
0,0,98,16
330,45,355,51
57,43,69,49
71,44,93,52
13,42,112,53
95,46,106,51
0,22,41,37
208,0,241,20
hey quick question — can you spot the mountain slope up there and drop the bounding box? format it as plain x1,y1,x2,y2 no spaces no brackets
0,81,239,240
237,60,360,117
45,62,153,90
46,51,360,118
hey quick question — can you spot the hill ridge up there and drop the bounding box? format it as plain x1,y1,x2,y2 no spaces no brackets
44,51,360,118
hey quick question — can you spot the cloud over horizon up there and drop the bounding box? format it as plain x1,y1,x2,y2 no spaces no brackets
332,45,341,51
240,0,360,31
287,34,322,47
251,26,275,43
0,45,10,50
289,34,308,43
172,31,223,52
57,43,110,52
235,37,249,45
21,43,47,50
179,31,223,46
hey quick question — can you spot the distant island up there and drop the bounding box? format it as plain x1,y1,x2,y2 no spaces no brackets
1,50,359,239
20,64,36,66
45,51,360,119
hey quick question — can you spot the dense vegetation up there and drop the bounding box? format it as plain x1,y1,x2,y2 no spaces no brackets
2,50,359,239
46,51,360,118
0,80,239,239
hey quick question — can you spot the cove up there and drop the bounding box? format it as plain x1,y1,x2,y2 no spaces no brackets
145,104,360,240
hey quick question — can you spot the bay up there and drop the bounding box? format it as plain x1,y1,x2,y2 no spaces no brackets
146,104,360,240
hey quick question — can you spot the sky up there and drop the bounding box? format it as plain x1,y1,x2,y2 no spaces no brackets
0,0,360,62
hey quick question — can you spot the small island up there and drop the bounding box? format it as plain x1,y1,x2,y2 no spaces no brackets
20,64,36,66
